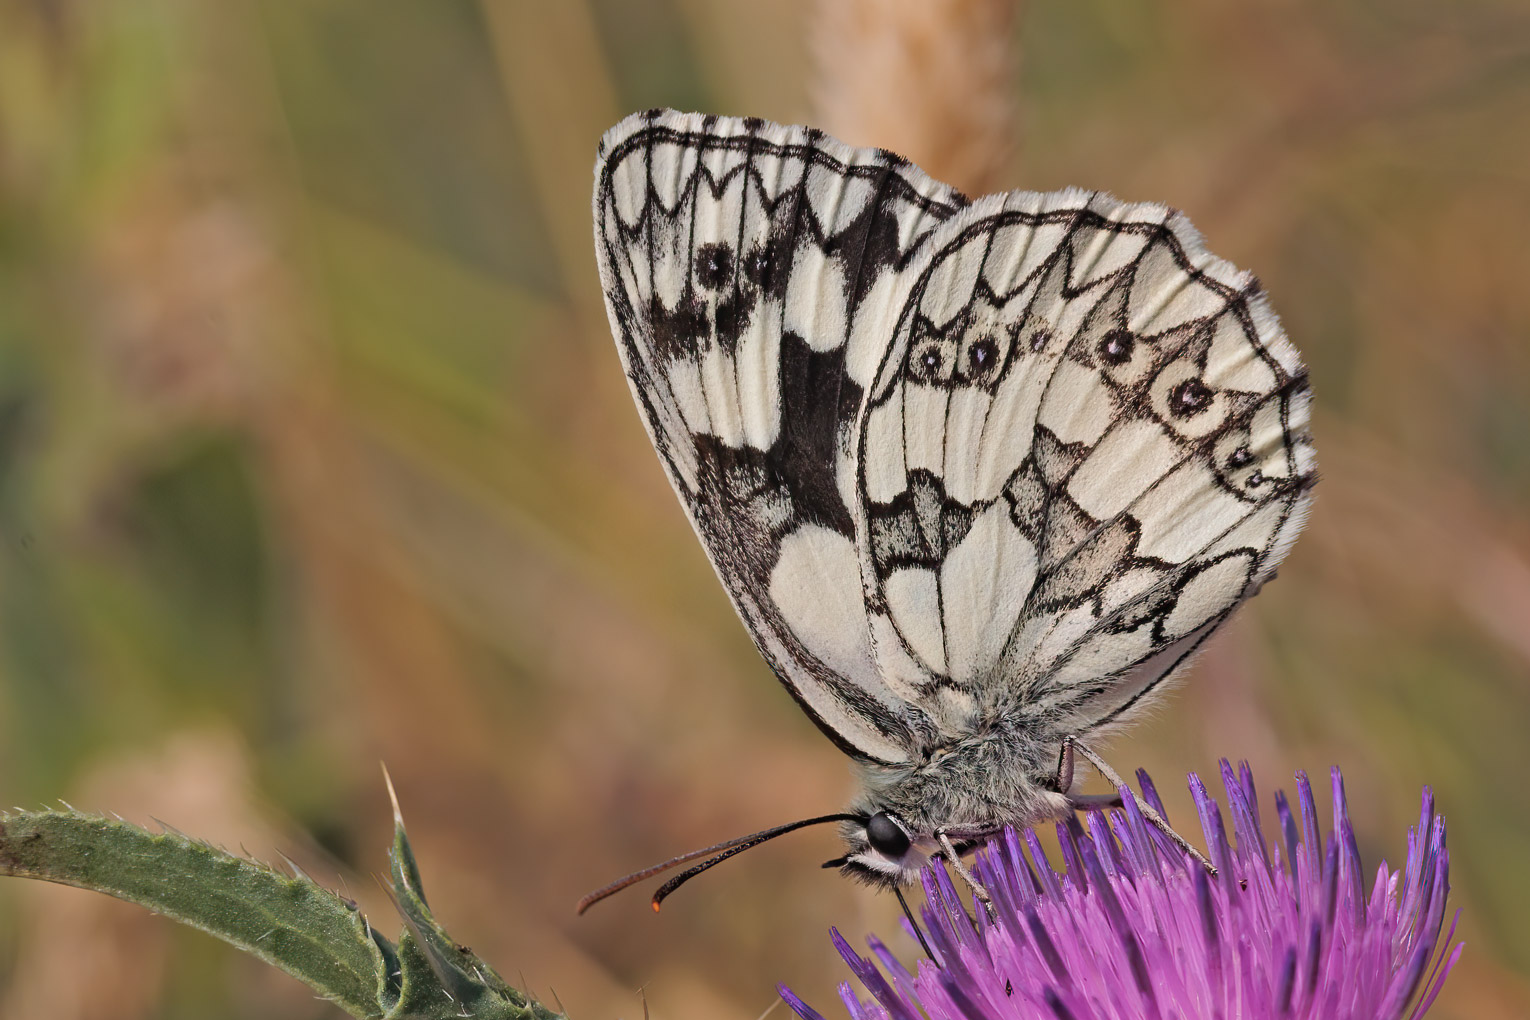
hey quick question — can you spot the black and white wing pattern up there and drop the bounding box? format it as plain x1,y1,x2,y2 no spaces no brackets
595,110,1315,768
594,110,966,764
855,190,1314,744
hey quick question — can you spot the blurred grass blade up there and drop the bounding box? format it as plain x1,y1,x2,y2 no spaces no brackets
0,803,564,1019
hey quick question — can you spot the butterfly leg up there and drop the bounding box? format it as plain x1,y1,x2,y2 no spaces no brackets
1054,735,1079,793
1052,742,1126,808
1059,735,1218,876
935,830,992,907
1054,736,1076,793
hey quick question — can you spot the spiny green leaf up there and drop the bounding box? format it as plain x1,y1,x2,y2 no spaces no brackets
0,791,567,1020
0,808,390,1016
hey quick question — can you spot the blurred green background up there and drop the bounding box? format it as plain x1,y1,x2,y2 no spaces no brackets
1,1,1528,1017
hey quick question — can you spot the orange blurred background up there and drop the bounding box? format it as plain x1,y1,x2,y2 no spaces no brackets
1,2,1527,1017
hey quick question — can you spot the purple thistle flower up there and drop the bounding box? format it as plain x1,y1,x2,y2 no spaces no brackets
782,763,1461,1020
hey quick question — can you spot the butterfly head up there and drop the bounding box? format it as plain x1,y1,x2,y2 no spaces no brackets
829,739,1079,887
831,811,945,887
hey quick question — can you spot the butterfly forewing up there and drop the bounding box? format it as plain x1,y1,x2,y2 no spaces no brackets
593,110,967,764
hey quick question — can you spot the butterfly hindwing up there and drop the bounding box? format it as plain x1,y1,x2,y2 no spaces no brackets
856,190,1315,746
594,110,966,764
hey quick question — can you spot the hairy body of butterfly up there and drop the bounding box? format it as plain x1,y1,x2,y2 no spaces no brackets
592,109,1315,893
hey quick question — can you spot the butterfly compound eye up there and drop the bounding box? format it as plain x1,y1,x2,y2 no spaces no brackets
865,812,911,858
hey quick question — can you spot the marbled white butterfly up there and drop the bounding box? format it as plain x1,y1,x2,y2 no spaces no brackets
580,110,1315,912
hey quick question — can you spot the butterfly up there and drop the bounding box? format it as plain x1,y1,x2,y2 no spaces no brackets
581,109,1314,912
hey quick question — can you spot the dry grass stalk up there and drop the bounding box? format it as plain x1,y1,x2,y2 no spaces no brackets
811,0,1020,195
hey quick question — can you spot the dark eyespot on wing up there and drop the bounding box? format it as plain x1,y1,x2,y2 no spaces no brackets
1097,328,1134,366
1168,377,1214,418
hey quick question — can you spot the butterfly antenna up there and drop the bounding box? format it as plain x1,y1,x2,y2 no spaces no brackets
576,813,862,914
